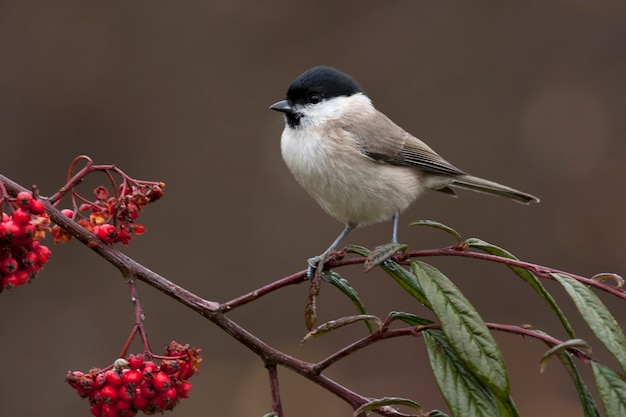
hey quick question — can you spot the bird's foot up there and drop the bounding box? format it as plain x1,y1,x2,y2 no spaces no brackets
307,255,322,279
307,252,336,281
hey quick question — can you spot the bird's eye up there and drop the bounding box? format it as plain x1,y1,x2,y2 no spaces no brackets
308,94,322,104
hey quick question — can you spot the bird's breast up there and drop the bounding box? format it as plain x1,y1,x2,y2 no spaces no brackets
280,127,425,226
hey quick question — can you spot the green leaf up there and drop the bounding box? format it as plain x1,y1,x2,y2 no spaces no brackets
539,339,592,373
423,330,501,417
410,219,463,243
553,273,626,373
301,314,383,343
413,260,509,399
326,271,373,333
591,362,626,417
380,260,429,307
466,238,576,338
559,352,601,417
352,396,422,417
364,242,408,271
494,396,520,417
387,311,434,327
344,245,371,257
261,414,278,417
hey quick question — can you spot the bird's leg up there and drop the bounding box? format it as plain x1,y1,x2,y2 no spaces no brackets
391,213,399,244
307,224,354,278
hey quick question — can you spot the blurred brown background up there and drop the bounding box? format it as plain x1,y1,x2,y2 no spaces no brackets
1,1,625,416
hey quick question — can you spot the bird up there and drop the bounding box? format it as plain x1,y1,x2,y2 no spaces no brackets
270,66,539,276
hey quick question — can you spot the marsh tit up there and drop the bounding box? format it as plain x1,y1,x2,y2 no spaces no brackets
270,66,538,276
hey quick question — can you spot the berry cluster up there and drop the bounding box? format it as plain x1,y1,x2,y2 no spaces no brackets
0,191,51,291
52,182,164,245
66,342,202,417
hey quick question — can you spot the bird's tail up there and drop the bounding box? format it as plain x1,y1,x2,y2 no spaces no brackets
449,175,540,204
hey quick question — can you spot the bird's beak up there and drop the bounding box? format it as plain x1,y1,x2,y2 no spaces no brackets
270,100,294,113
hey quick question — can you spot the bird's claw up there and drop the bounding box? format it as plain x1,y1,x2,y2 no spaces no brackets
306,254,334,282
307,256,322,279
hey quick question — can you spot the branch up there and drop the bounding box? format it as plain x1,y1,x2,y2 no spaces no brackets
2,172,617,417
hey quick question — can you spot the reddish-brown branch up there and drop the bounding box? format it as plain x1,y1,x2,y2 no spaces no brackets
1,172,619,417
267,364,284,417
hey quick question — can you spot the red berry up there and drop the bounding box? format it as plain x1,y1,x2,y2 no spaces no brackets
16,191,33,208
150,372,171,392
114,399,132,413
1,274,19,289
117,228,132,245
118,384,136,402
132,224,146,235
28,199,46,215
100,385,119,404
176,380,192,398
122,369,142,387
61,209,75,219
100,403,117,417
94,224,118,244
92,372,106,390
160,386,178,404
132,390,149,410
127,354,144,370
89,389,103,406
146,397,167,413
33,244,51,265
139,381,158,399
15,270,29,285
12,208,32,226
160,360,178,376
1,257,19,274
22,251,38,268
90,404,103,417
142,361,158,377
20,223,36,240
105,370,123,388
0,220,20,241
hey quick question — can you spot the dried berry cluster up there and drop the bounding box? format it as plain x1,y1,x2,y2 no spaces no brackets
53,182,164,245
0,191,51,291
66,342,202,417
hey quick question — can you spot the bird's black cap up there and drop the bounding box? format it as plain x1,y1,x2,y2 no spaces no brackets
286,66,364,105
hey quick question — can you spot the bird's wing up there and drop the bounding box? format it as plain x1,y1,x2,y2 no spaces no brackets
340,110,466,177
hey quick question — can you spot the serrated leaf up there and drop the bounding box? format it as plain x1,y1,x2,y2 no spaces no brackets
326,271,372,333
380,260,429,306
388,311,434,327
494,396,520,417
352,397,422,417
423,330,500,417
365,242,408,271
559,352,601,417
591,362,626,417
410,219,463,242
301,314,383,343
344,245,371,257
413,260,509,399
540,339,592,373
553,273,626,373
466,238,576,338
